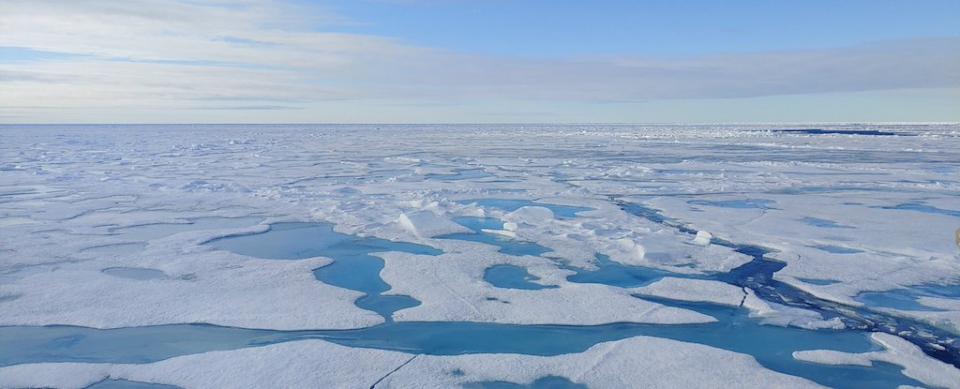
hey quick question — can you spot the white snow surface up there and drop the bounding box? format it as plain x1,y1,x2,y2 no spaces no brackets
380,248,715,325
633,277,746,306
1,220,383,329
794,332,960,389
0,337,825,389
3,123,960,385
397,210,471,239
633,279,846,330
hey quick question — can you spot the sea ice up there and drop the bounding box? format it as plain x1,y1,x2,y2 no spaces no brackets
0,337,825,389
3,123,959,387
794,332,960,389
379,245,715,325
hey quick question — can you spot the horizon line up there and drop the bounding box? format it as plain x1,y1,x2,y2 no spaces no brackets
2,121,959,126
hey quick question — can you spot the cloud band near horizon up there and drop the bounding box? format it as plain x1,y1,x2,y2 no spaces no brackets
1,0,958,123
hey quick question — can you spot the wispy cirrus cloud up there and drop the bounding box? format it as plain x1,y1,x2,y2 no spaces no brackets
1,0,957,122
412,38,960,102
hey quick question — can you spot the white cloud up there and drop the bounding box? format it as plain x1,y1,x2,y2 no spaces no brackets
1,0,958,122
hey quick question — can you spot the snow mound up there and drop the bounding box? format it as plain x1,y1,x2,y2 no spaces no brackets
690,230,712,246
397,211,470,239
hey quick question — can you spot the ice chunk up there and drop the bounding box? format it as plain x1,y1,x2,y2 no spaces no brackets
634,278,745,307
690,230,712,246
397,211,471,239
505,206,556,223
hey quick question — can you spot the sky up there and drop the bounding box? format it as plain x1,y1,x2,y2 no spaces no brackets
1,0,958,123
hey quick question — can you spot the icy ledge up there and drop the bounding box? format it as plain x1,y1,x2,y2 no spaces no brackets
633,278,845,330
379,248,716,325
0,231,383,330
793,332,960,389
0,337,823,389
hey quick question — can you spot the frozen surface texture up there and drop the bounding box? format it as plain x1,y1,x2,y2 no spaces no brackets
795,333,960,389
2,124,959,388
0,337,823,389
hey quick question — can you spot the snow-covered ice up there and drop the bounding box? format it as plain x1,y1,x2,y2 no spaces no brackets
379,247,716,325
0,337,824,389
2,123,959,388
794,332,960,389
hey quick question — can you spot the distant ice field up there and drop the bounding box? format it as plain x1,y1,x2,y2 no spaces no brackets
1,124,959,389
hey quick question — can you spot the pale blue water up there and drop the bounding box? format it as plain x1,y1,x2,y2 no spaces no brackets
207,222,441,319
656,169,737,175
926,165,960,174
914,284,960,298
566,254,692,288
880,203,960,218
111,217,263,241
426,168,492,181
855,284,960,312
484,265,557,290
438,217,551,257
856,290,945,312
797,278,842,286
0,299,923,389
207,222,441,260
465,376,587,389
688,199,776,209
86,379,181,389
457,199,592,218
798,217,853,229
617,199,960,368
0,294,20,302
450,216,506,232
290,169,413,186
774,186,914,195
80,242,146,255
772,129,900,136
102,267,166,280
2,217,951,388
813,245,863,254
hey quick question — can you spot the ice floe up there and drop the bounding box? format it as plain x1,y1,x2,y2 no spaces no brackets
0,337,825,389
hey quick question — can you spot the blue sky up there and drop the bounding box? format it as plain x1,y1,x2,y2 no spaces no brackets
1,0,958,123
324,0,960,56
